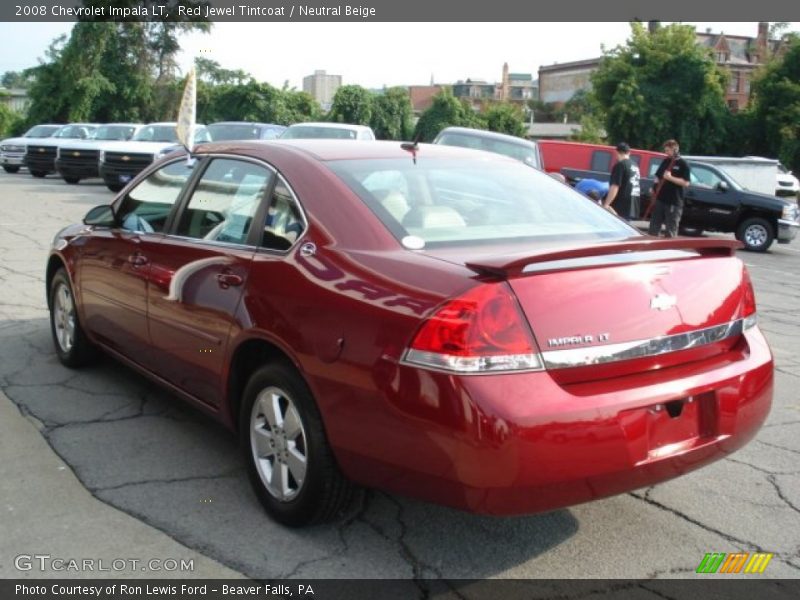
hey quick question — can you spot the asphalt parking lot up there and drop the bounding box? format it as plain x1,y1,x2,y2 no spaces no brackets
0,171,798,582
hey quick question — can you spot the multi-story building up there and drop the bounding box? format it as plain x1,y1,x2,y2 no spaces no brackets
302,70,342,110
537,22,791,111
451,63,537,110
537,58,601,104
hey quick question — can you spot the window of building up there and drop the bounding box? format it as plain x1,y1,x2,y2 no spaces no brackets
729,71,741,93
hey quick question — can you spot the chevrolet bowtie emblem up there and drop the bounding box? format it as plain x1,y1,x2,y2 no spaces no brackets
122,155,130,161
73,151,80,156
651,294,677,311
38,148,44,153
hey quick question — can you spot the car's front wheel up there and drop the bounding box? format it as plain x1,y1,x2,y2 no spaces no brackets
30,170,47,178
106,183,123,193
3,165,20,174
736,217,774,252
241,362,354,527
64,176,80,184
49,268,96,368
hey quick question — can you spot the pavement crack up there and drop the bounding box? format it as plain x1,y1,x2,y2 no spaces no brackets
766,474,800,516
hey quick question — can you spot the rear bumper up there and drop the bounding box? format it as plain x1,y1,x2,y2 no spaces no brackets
777,218,799,243
333,327,773,515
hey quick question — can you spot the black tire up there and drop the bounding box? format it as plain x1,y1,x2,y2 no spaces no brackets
679,226,704,237
735,217,774,252
3,165,20,174
49,268,97,368
240,362,354,527
107,183,123,193
64,176,80,184
30,170,47,178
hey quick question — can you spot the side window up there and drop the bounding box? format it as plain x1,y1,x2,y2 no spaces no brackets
261,175,305,251
176,158,273,244
690,166,723,189
590,150,612,173
117,160,193,233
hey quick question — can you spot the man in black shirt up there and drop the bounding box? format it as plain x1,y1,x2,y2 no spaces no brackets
648,139,691,237
604,142,640,221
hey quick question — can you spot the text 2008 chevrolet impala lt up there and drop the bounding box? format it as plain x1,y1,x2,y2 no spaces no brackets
47,141,773,526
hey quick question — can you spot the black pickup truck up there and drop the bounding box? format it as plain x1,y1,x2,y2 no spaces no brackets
562,160,800,252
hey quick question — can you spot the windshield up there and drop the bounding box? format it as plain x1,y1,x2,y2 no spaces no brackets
133,125,179,143
328,158,636,247
208,124,282,141
54,125,96,139
92,125,137,141
24,125,61,138
437,132,541,168
282,126,358,140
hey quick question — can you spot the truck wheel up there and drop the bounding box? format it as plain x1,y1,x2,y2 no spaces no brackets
30,171,47,178
64,176,80,184
241,362,354,526
736,217,774,252
3,165,20,174
107,183,123,193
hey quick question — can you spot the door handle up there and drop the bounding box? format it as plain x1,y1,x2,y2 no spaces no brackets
216,272,243,289
127,253,148,266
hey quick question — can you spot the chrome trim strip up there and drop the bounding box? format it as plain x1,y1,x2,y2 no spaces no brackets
778,218,800,228
541,318,747,370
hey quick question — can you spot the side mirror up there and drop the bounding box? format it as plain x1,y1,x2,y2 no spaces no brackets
83,204,116,227
716,181,729,192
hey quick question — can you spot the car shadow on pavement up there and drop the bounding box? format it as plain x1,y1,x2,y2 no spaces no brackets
0,318,579,580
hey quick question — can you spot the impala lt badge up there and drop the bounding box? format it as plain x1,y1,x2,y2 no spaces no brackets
651,294,677,311
547,333,610,348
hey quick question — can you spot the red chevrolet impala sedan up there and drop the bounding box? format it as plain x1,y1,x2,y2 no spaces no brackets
47,140,773,526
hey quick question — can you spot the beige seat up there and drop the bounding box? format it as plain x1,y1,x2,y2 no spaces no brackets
403,205,466,228
381,191,410,224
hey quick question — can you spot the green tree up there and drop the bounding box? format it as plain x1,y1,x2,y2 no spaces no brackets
413,89,485,142
483,102,526,137
328,85,374,125
196,57,249,86
591,22,729,153
1,71,33,89
749,36,800,173
0,101,25,138
283,89,321,124
370,87,413,140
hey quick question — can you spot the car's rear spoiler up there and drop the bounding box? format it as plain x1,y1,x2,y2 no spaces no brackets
465,237,743,277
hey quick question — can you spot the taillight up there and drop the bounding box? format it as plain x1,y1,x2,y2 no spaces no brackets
403,282,544,373
742,268,757,330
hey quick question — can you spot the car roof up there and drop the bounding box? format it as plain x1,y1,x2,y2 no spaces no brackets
286,122,372,131
211,121,285,127
193,139,519,163
437,126,536,147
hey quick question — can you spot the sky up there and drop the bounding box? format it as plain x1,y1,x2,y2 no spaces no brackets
0,22,793,90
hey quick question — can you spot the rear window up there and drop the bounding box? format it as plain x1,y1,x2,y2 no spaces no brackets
436,132,541,168
327,158,636,247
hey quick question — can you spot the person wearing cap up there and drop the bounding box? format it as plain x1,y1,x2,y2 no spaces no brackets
604,142,640,221
575,178,609,204
648,139,691,237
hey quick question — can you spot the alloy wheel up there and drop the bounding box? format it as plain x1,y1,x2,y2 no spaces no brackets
250,386,308,502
